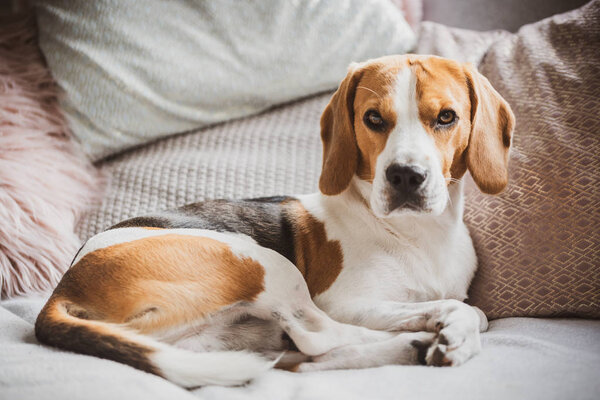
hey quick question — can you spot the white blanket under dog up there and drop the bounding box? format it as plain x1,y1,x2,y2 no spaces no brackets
1,295,599,400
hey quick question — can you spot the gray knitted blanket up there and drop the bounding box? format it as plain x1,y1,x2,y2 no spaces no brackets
77,93,330,240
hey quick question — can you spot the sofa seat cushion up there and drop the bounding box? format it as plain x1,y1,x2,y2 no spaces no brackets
2,295,598,400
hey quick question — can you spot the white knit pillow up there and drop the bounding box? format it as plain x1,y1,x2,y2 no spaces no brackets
35,0,416,160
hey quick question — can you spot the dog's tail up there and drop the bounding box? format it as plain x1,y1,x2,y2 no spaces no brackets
35,296,275,387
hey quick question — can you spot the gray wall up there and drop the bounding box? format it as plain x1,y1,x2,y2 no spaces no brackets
423,0,590,31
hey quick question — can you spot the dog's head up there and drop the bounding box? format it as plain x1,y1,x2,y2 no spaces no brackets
319,55,515,217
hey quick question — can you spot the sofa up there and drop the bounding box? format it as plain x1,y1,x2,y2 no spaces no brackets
0,1,598,399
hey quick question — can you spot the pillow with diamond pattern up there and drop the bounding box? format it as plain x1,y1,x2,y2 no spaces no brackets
464,1,600,319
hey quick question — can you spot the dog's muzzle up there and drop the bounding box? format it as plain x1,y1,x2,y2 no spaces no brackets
385,163,428,211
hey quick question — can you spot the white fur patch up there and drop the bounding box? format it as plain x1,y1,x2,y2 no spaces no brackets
152,347,276,387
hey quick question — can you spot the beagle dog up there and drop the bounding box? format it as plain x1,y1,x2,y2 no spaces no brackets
35,55,514,387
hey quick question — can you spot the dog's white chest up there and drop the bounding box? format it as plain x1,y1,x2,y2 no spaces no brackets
319,237,469,306
302,206,475,314
296,185,477,315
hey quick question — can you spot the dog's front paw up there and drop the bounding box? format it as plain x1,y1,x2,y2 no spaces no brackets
424,304,482,367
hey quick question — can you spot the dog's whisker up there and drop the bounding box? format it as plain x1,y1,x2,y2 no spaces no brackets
357,86,382,98
444,177,461,183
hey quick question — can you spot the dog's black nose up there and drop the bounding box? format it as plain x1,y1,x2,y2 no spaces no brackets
385,164,427,192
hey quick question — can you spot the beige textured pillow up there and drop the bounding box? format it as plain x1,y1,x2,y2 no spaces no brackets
465,1,600,319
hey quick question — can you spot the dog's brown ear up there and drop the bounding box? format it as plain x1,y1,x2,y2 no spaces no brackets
319,63,364,196
464,64,515,194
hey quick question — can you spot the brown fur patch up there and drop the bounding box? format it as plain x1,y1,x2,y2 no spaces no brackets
318,65,363,195
463,64,515,194
47,235,266,334
35,234,267,381
284,201,343,297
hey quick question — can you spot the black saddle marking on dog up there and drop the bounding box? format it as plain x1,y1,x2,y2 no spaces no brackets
110,196,298,265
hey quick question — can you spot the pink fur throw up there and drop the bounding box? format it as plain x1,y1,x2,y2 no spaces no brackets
0,15,104,298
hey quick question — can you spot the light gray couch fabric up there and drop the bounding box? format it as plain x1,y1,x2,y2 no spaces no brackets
1,295,599,400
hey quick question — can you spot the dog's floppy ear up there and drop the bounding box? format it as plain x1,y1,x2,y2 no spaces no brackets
464,64,515,194
319,63,364,196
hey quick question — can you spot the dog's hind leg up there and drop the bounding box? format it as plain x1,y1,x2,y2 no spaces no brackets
270,298,394,357
239,245,394,357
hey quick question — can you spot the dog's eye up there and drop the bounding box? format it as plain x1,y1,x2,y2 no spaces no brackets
364,110,386,131
437,110,456,126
